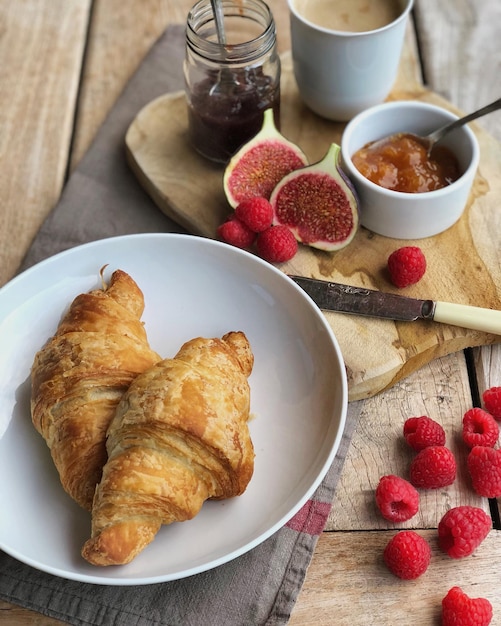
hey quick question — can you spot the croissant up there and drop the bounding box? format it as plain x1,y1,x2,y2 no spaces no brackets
81,331,254,566
30,269,161,511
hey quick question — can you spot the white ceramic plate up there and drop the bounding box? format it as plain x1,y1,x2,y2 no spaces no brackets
0,233,347,585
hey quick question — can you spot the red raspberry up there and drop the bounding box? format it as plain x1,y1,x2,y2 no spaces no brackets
217,216,256,249
462,408,499,448
409,445,456,489
256,225,298,263
483,386,501,419
442,586,493,626
234,197,273,233
387,246,427,288
438,506,491,558
375,475,419,522
403,415,446,451
383,530,431,579
467,445,501,498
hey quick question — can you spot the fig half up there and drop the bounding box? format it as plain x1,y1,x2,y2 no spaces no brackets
223,108,308,208
269,143,360,252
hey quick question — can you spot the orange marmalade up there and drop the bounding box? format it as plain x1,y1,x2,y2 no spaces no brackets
352,133,460,193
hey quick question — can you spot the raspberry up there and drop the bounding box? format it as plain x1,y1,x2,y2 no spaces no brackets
383,531,431,579
442,587,493,626
234,197,273,233
409,445,456,489
375,475,419,522
256,225,298,263
483,386,501,419
438,506,491,558
217,216,256,249
462,408,499,448
387,246,426,288
403,415,446,451
467,445,501,498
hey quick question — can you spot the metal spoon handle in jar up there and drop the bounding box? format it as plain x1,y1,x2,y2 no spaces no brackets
427,96,501,145
210,0,227,45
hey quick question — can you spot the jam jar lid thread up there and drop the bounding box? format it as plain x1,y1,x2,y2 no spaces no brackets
186,0,276,64
186,28,277,64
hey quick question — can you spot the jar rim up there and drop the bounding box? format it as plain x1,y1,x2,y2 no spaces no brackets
186,0,276,64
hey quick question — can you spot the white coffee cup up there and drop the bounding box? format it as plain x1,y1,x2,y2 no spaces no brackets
288,0,414,121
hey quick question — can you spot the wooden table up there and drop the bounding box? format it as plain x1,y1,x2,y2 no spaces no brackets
1,1,500,624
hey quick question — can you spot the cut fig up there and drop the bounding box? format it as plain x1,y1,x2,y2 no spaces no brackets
269,143,360,252
223,108,308,208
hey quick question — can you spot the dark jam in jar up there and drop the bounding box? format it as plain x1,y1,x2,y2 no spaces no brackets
352,133,461,193
185,0,280,164
187,67,280,163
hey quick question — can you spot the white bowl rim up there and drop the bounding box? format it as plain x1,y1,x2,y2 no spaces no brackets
341,100,480,199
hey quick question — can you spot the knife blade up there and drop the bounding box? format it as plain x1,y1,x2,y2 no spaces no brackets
289,275,501,336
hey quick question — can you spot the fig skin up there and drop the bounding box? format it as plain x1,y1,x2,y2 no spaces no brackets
269,143,360,252
223,108,308,208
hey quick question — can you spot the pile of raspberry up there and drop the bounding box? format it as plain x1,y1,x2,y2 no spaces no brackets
375,385,501,624
218,206,430,280
217,197,298,264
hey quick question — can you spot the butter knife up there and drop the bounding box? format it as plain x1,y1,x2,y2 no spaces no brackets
290,276,501,336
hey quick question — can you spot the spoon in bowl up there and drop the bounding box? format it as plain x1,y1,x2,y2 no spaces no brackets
372,95,501,154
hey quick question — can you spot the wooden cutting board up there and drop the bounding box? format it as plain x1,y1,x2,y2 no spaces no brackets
125,40,501,402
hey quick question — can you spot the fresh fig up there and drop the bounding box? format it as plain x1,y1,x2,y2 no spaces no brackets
223,108,308,208
269,143,360,252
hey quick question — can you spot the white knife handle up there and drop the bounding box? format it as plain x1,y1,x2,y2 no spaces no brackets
434,301,501,335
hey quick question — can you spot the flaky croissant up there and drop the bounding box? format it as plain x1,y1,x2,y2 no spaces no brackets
81,331,254,566
31,269,160,511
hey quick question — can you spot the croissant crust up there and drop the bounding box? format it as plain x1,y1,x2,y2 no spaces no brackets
30,269,160,510
81,331,255,566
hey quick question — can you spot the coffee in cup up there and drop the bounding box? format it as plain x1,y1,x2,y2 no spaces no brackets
288,0,414,121
294,0,403,33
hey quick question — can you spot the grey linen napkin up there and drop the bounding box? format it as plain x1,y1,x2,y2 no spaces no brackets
0,24,362,626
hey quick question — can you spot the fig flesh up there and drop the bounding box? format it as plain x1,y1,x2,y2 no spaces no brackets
223,108,308,208
269,143,360,252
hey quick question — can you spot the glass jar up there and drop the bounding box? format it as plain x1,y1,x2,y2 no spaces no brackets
184,0,281,164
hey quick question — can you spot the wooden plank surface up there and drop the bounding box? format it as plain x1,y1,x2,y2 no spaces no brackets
291,0,501,621
70,0,291,171
124,42,501,400
0,0,91,287
1,0,501,625
326,351,487,533
290,530,501,626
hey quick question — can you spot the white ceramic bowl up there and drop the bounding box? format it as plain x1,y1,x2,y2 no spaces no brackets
0,233,347,585
341,100,480,239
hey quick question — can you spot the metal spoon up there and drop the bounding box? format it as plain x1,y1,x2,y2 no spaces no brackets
372,95,501,154
210,0,226,45
209,0,236,95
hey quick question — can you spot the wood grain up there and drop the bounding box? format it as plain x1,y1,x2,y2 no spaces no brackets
125,50,501,400
327,350,487,532
1,0,501,624
0,0,91,287
289,530,501,625
70,1,291,171
0,602,63,626
414,0,501,141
